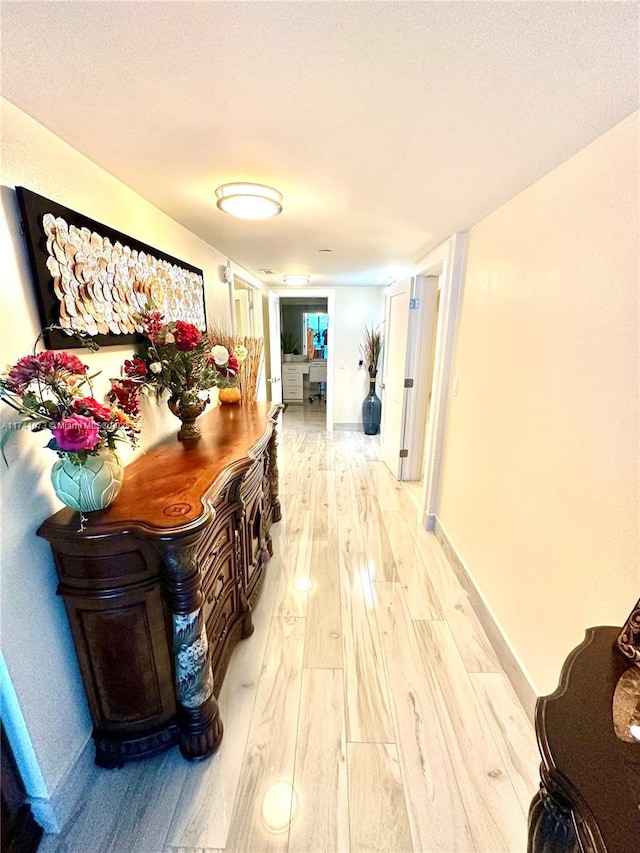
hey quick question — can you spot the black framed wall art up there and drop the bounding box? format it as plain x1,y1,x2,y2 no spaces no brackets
16,187,207,350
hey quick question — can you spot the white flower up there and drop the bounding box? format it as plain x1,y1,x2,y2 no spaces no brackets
211,345,229,366
234,344,248,363
149,362,162,374
164,332,175,344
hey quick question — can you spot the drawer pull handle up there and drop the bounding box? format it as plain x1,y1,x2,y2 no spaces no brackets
212,612,229,643
206,572,225,604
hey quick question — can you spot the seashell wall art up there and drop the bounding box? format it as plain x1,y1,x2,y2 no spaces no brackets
16,186,207,349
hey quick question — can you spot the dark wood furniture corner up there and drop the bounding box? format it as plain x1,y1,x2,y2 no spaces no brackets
528,626,640,853
1,722,43,853
37,402,283,768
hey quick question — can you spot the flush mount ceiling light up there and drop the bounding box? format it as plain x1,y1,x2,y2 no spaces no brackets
215,183,283,219
283,274,310,286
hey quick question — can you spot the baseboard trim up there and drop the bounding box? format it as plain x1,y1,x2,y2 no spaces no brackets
432,517,537,723
39,737,95,835
333,422,365,432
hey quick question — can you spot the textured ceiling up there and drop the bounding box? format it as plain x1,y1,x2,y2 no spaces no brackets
2,1,638,287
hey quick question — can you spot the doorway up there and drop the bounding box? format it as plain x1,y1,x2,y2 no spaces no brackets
266,289,335,432
380,233,466,529
404,279,441,510
280,297,328,425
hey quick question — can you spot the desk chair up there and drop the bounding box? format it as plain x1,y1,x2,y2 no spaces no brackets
308,361,327,403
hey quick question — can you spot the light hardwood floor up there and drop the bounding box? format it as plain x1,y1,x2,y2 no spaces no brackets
38,405,539,853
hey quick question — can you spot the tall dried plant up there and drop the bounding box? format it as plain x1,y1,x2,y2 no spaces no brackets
208,324,264,404
360,325,383,376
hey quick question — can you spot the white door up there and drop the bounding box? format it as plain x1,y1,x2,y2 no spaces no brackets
380,278,412,478
267,291,282,404
402,275,440,482
381,276,440,480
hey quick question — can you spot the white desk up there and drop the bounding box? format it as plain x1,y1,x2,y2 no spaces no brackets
281,360,326,402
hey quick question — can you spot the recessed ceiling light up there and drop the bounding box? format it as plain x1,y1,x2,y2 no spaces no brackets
283,274,310,286
318,248,333,253
215,183,283,219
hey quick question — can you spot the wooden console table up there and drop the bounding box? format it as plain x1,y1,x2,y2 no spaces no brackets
38,402,282,768
528,626,640,852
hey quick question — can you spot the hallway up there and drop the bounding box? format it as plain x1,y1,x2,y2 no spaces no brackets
39,413,539,853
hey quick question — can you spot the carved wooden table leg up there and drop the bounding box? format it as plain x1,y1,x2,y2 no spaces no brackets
159,540,223,761
269,426,282,524
528,770,579,853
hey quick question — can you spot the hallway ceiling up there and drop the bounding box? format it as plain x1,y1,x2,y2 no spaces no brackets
2,2,638,288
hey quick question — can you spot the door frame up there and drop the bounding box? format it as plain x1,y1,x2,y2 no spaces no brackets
401,274,440,482
269,287,335,431
380,276,412,478
415,232,467,530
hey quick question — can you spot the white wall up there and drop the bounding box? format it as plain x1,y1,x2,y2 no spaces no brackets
333,287,385,426
437,111,639,695
0,99,246,806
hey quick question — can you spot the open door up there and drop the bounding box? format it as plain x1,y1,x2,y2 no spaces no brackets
380,278,411,478
381,276,439,480
267,291,282,404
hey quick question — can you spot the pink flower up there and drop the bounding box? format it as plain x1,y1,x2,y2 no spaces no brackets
173,321,202,351
5,355,40,393
70,397,113,421
52,414,101,452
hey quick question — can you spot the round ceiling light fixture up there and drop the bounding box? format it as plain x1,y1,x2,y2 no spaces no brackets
215,183,283,219
283,274,310,286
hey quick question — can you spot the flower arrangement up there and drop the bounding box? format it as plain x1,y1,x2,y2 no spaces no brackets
360,324,383,377
208,324,262,403
113,307,248,411
0,333,140,466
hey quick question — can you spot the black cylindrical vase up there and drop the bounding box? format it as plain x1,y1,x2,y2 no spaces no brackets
362,376,382,435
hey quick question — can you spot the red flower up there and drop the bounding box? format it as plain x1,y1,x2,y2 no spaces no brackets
124,356,148,378
110,380,141,416
227,353,239,374
71,397,113,421
6,351,88,393
51,414,101,452
38,350,88,377
173,321,202,352
142,310,165,341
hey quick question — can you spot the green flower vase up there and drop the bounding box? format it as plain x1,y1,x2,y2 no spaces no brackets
51,450,124,512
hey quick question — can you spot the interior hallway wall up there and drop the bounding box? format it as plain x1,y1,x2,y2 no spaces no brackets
333,287,386,427
0,98,240,806
437,111,639,695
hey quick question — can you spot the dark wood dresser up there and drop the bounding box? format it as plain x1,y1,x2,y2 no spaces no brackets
38,402,282,768
528,626,640,852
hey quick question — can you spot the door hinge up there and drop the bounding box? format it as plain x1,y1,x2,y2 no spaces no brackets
409,298,420,309
399,449,409,458
404,378,414,388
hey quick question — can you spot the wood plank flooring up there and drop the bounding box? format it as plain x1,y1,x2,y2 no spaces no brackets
38,406,539,853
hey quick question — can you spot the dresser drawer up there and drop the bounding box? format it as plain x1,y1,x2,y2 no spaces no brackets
282,375,303,401
196,514,235,573
206,583,237,658
282,374,302,386
240,459,264,500
202,545,235,623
